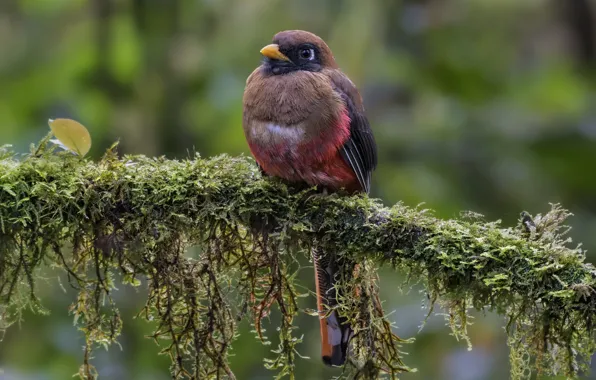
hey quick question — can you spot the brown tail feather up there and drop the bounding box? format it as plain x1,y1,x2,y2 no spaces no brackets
312,247,353,366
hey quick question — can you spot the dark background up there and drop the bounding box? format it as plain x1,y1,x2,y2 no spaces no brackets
1,0,595,379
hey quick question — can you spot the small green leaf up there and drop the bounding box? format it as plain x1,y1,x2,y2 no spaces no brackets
48,118,92,156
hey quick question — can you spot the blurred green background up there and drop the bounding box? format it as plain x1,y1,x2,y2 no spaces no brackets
1,0,596,379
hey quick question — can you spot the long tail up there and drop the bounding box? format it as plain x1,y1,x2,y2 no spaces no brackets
312,247,353,366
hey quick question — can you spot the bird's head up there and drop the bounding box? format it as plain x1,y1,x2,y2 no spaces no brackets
259,30,338,75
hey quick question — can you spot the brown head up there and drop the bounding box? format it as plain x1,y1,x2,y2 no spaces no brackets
259,30,338,75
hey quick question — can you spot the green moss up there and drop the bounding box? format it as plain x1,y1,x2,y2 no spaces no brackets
1,137,595,379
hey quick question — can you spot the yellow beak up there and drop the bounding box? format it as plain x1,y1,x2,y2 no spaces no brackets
260,44,291,62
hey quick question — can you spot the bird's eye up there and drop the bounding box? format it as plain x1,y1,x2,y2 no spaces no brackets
299,48,315,60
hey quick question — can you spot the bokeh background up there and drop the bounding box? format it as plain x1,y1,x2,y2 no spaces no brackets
1,0,596,379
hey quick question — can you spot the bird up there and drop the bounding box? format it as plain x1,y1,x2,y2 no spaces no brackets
242,30,377,366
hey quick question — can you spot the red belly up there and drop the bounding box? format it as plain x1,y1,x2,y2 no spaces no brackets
253,146,360,192
246,110,361,192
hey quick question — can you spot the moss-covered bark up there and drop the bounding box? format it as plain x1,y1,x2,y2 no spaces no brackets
1,139,595,379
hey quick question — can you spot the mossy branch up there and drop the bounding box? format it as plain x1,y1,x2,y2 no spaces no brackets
1,140,595,379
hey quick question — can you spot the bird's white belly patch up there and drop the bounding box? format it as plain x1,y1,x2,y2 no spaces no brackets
264,123,306,144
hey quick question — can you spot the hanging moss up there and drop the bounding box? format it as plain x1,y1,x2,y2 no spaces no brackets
0,137,595,379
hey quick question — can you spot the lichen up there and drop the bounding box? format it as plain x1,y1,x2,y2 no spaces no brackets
1,136,595,379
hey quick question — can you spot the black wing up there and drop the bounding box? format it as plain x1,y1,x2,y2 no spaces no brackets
337,92,378,194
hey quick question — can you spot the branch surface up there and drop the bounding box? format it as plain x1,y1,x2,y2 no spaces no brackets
0,141,594,379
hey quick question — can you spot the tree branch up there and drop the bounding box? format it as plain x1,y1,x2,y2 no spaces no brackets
0,140,594,379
